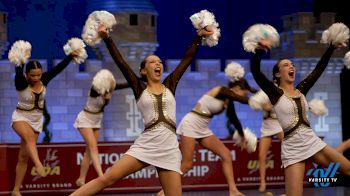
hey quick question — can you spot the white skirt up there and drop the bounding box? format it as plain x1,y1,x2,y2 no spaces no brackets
176,112,213,138
125,126,182,174
12,110,43,133
261,118,283,137
73,111,103,129
281,127,326,168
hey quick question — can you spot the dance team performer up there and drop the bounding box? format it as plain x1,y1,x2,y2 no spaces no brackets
74,69,129,187
70,10,216,196
158,62,258,196
249,89,283,192
9,38,86,196
246,23,350,196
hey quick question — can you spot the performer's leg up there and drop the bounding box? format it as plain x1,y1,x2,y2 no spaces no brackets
258,136,272,192
76,149,90,187
12,139,29,196
284,162,305,196
12,122,45,177
70,155,147,196
336,139,350,154
180,135,196,173
312,145,350,175
200,135,244,196
156,135,196,196
157,168,182,196
78,128,103,177
275,131,284,141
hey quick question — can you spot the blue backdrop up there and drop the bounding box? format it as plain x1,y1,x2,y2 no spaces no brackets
1,0,313,62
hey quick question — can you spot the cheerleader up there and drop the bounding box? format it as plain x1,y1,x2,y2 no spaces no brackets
70,11,215,196
74,69,128,187
249,89,283,192
158,62,257,196
9,39,83,196
246,23,350,195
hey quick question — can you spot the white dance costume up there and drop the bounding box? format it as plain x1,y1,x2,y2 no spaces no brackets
12,56,73,133
177,89,249,139
103,35,202,173
74,83,128,129
251,46,335,167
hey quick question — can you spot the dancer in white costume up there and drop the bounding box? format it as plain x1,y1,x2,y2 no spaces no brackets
158,62,258,196
249,89,283,192
10,41,80,196
248,23,350,196
69,23,213,195
74,69,129,187
176,79,256,196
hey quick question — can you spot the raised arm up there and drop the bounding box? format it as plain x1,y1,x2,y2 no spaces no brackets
163,27,214,95
103,36,145,99
296,45,336,95
162,35,202,95
14,65,28,91
215,86,249,104
226,101,244,137
41,55,73,86
250,49,283,105
114,82,129,90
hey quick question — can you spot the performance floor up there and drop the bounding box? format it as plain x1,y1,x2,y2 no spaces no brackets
98,186,350,196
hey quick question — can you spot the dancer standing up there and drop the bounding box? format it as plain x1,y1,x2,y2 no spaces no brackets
9,39,84,196
246,23,350,196
70,10,216,196
249,89,283,192
74,69,128,187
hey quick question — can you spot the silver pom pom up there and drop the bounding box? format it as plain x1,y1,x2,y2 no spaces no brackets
92,69,116,95
344,51,350,70
320,23,350,47
190,10,221,47
309,99,328,116
224,62,245,82
248,90,269,111
8,40,32,67
63,38,88,64
232,128,257,153
242,24,280,53
82,10,117,46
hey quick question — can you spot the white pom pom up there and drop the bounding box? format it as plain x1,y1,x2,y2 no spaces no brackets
242,24,280,53
8,40,32,67
63,38,88,64
344,51,350,70
309,99,328,116
190,10,221,47
224,62,245,82
320,23,350,47
82,10,117,46
92,69,116,95
248,90,269,111
232,128,257,153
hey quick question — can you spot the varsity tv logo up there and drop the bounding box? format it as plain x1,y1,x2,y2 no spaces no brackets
306,162,340,187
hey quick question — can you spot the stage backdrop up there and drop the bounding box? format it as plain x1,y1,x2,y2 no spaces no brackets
0,140,313,195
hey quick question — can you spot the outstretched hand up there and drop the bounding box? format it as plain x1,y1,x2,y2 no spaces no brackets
198,25,214,37
240,136,247,151
258,39,272,50
262,102,273,112
70,49,81,58
98,25,109,39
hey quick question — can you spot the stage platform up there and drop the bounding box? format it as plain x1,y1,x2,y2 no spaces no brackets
0,140,321,195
